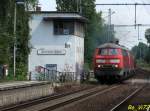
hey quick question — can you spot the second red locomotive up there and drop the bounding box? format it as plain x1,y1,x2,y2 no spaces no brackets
93,43,135,82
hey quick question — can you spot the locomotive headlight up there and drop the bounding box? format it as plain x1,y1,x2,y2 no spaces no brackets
96,59,106,63
114,64,118,68
98,65,101,68
110,59,120,63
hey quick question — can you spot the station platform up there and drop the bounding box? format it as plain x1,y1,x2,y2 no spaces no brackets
0,81,51,91
0,81,54,107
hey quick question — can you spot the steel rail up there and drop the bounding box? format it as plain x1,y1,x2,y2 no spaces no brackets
110,85,146,111
39,85,120,111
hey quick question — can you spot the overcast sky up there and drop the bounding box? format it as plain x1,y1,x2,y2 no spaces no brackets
39,0,150,49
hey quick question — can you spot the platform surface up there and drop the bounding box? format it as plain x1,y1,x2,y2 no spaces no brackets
0,81,54,107
0,81,50,91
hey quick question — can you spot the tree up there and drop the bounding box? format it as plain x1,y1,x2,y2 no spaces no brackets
144,28,150,63
0,0,14,67
145,28,150,44
131,42,150,63
56,0,79,12
0,0,37,79
0,28,12,65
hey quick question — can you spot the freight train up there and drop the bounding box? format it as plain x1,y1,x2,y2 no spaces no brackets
93,43,136,83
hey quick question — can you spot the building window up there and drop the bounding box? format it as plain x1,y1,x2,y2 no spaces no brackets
75,22,84,37
54,21,74,35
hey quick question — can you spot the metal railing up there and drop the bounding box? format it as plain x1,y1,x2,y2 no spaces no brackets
29,66,95,83
29,66,78,83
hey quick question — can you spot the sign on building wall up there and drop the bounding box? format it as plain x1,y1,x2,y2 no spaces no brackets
37,49,66,55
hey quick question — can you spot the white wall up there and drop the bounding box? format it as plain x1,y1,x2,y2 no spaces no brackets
75,37,84,74
29,13,84,79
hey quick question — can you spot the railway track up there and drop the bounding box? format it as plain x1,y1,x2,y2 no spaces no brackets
53,68,149,111
110,85,146,111
109,69,150,111
0,85,97,111
0,85,121,111
1,68,149,111
39,85,120,111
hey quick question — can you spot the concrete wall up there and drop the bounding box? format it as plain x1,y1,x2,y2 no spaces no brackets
0,83,54,107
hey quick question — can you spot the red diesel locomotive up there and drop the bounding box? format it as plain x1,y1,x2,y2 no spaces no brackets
93,43,136,82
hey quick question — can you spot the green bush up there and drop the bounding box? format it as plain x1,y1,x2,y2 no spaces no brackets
16,63,27,80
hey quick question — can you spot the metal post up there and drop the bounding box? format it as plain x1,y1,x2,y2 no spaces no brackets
13,0,25,78
109,9,111,25
96,3,150,29
79,0,82,14
77,0,79,12
137,24,142,60
108,8,111,42
13,3,17,77
135,3,137,29
138,24,140,40
139,43,142,60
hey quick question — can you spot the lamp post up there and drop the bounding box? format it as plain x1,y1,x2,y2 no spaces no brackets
13,0,24,77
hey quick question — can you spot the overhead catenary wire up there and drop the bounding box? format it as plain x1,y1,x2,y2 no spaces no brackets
95,3,150,5
140,0,150,16
114,24,150,27
96,3,150,29
95,1,149,49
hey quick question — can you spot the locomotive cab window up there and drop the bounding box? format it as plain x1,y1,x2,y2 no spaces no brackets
122,50,128,56
108,49,119,55
98,49,108,55
98,48,119,55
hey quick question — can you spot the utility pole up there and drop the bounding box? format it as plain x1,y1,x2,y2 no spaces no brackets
96,3,150,29
79,0,82,14
137,24,142,60
108,8,112,42
137,24,141,40
135,3,137,29
13,0,25,77
77,0,79,12
109,9,111,25
13,2,17,77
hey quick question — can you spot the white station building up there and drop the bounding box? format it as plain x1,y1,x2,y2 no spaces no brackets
28,11,86,80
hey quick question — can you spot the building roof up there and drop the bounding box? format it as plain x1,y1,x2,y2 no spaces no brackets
29,11,88,23
29,11,80,14
97,43,129,50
